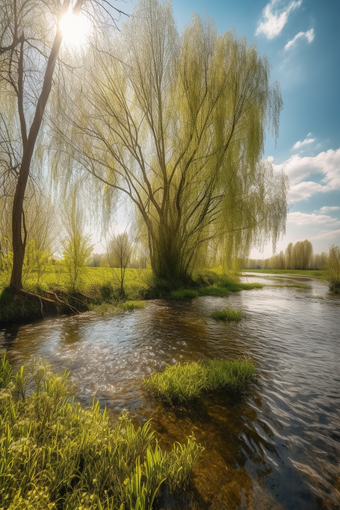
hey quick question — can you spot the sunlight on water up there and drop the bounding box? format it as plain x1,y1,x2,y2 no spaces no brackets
1,274,339,509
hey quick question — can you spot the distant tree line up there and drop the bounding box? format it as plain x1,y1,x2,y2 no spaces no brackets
245,240,328,270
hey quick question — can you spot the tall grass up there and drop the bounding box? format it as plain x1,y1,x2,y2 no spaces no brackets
144,358,256,405
0,353,203,510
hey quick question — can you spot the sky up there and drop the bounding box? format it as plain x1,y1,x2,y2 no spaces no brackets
97,0,340,258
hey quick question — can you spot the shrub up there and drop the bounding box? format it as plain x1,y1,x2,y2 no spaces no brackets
144,358,256,404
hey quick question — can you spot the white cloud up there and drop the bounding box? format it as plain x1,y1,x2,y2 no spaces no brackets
284,28,315,51
315,206,340,214
288,181,328,202
256,0,302,39
310,229,340,241
272,148,340,189
288,212,340,227
293,136,315,150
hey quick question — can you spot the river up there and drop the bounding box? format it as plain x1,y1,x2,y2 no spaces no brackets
1,273,339,509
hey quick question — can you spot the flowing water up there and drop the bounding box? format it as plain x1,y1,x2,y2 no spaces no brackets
1,274,340,509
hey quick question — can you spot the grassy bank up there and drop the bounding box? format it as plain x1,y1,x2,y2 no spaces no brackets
0,268,151,324
0,268,262,324
151,271,263,300
0,353,203,510
144,358,256,405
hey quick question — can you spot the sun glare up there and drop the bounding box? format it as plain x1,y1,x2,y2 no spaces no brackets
60,10,91,49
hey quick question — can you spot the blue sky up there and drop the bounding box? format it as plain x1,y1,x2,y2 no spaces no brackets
113,0,339,257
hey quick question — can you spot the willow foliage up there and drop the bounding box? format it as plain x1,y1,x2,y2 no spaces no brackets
61,0,288,284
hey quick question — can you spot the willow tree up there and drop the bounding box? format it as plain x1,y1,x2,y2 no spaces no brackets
60,0,288,285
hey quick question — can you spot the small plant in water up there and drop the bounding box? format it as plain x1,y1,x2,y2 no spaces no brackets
210,309,243,321
144,358,256,404
0,352,203,509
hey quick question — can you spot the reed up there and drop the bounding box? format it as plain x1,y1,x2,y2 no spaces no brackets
0,353,203,509
144,358,256,404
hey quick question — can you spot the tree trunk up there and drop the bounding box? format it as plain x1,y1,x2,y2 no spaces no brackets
151,226,192,287
9,1,74,291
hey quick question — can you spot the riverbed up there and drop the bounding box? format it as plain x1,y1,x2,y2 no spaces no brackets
1,273,339,509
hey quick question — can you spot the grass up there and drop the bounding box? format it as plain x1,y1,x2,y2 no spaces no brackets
144,358,256,405
166,273,263,300
169,289,199,300
242,268,325,277
0,267,152,300
0,352,203,510
120,300,146,311
210,309,243,321
0,267,263,323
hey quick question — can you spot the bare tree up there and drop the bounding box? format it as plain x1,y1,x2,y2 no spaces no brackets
58,0,288,286
106,232,133,296
61,191,93,292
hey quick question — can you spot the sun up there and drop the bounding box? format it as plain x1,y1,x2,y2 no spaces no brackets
60,10,91,49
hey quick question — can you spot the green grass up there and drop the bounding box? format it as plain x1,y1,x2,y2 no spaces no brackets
144,358,256,405
210,309,243,321
167,273,263,300
0,267,152,300
0,267,263,323
169,289,199,299
242,268,324,277
120,300,146,311
0,352,203,510
197,285,232,297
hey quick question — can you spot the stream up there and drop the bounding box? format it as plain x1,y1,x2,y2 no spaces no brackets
1,273,340,509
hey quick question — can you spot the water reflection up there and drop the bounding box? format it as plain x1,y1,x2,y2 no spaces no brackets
0,274,339,509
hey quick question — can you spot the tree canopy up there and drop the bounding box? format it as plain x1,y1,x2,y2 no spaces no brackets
58,0,288,285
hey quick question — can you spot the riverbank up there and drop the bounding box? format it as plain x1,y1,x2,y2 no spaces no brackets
0,268,262,325
0,352,203,510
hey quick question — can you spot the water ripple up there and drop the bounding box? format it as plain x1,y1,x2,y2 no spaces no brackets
1,275,339,509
